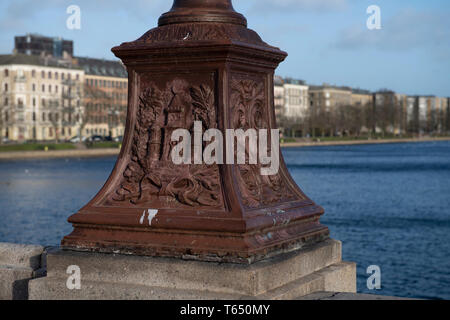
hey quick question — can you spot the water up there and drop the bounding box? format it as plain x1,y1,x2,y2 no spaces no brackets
0,141,449,299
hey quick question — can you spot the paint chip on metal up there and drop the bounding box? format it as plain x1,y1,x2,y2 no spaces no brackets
147,209,158,226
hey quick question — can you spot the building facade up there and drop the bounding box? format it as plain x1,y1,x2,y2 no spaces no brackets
15,34,73,58
0,54,84,142
76,57,128,139
282,79,309,120
351,89,372,107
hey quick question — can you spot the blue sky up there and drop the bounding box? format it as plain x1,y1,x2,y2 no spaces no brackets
0,0,449,97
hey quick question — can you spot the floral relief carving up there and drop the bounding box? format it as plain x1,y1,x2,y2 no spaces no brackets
107,80,223,208
230,77,295,208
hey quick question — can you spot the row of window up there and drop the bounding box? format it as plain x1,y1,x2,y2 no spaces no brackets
3,68,81,81
4,97,80,108
3,82,81,96
86,78,127,89
86,103,126,112
2,111,79,124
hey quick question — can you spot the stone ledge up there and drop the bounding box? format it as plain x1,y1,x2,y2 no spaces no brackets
29,239,356,300
299,291,417,300
0,243,46,300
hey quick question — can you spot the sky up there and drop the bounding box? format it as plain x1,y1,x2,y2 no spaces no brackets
0,0,449,97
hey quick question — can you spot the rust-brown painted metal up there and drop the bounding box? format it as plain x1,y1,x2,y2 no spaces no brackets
61,0,329,264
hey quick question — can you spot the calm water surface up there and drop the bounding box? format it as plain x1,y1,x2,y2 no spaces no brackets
1,141,449,299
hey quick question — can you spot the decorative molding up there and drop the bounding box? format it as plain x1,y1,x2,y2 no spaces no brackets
116,23,271,49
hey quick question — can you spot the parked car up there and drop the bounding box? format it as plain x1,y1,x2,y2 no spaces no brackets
114,136,123,142
89,135,104,142
1,137,11,144
68,136,88,143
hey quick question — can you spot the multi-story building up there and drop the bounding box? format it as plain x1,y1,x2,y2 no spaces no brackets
0,53,84,142
373,90,409,135
351,89,372,107
76,57,128,138
273,77,309,120
309,84,352,112
273,75,284,118
282,78,309,120
15,34,73,58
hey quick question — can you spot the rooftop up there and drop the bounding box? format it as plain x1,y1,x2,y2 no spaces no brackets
75,57,127,78
0,53,82,70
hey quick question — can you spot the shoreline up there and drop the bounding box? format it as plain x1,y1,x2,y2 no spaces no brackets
0,137,449,160
281,137,450,148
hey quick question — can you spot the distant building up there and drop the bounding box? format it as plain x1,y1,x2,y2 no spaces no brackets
0,53,84,142
15,34,73,58
76,57,128,138
273,75,284,118
374,91,408,135
273,76,309,120
283,78,309,119
351,89,372,107
309,84,352,112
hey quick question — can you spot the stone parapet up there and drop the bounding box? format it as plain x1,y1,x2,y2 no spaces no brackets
0,243,46,300
29,239,356,300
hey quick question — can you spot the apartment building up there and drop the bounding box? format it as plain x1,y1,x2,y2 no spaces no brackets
274,75,284,118
76,57,128,138
283,78,309,119
351,89,372,107
273,76,309,120
15,34,73,58
0,54,84,142
309,84,352,112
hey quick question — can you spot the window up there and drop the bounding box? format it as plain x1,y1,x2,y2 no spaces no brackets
48,71,52,79
32,70,36,78
32,112,36,121
49,127,53,137
55,85,58,93
42,113,46,121
32,83,36,91
49,113,52,121
4,69,9,77
76,74,79,81
4,83,7,92
62,73,65,80
55,72,58,80
42,98,46,107
41,71,45,78
49,85,52,93
42,84,45,92
32,98,36,107
4,98,7,106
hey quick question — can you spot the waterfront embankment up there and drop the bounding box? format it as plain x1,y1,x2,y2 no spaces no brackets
281,137,450,148
0,137,449,160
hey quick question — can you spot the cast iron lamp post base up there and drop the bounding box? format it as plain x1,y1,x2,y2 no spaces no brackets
62,0,329,264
